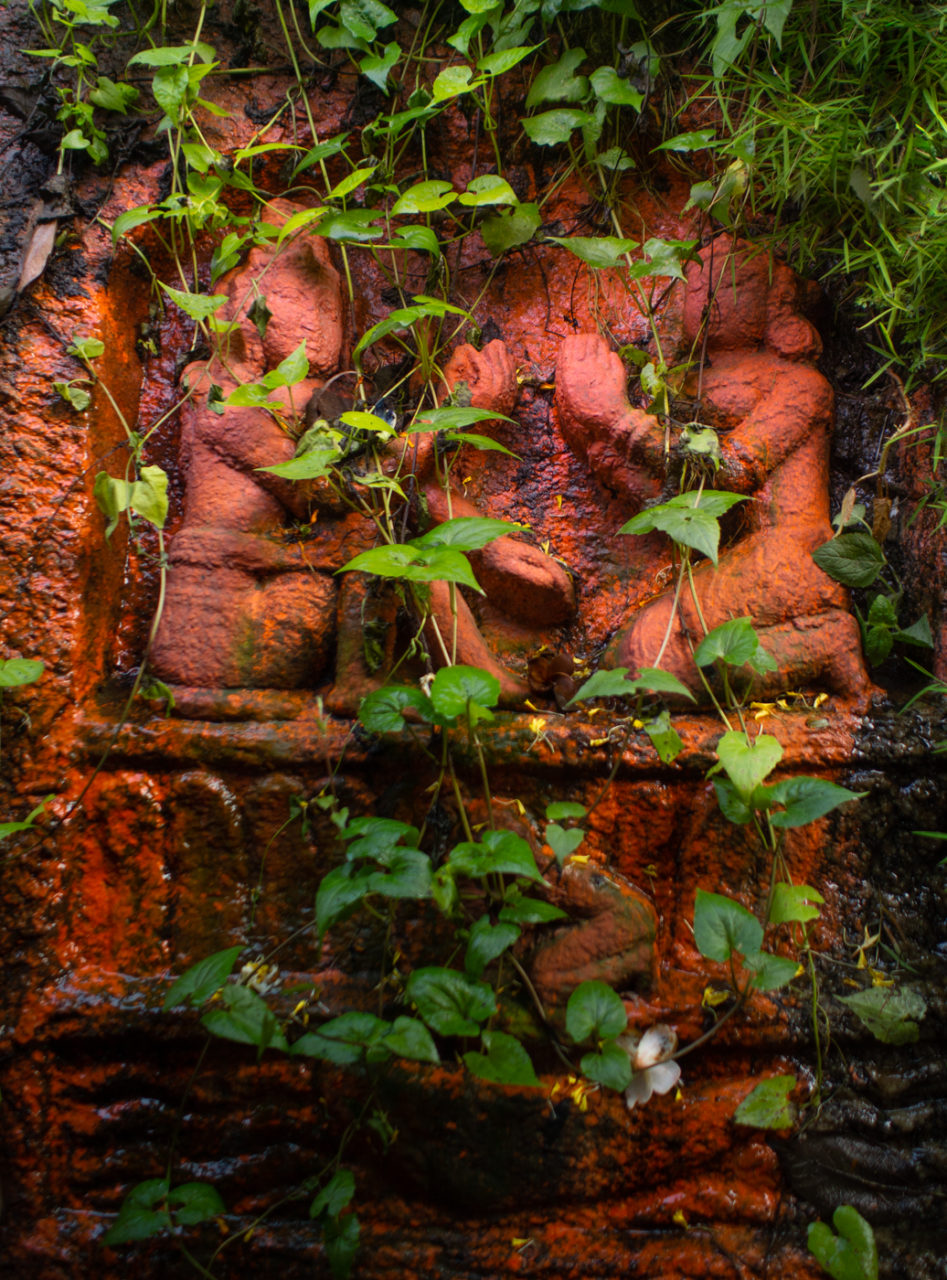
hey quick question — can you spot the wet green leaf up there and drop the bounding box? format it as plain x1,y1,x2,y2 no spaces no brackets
758,777,866,828
310,1169,355,1220
812,532,885,588
545,801,587,821
408,406,514,431
480,203,541,255
202,984,289,1053
103,1179,173,1243
0,658,44,688
429,664,499,717
769,883,825,925
523,108,595,145
464,1030,540,1087
744,950,799,990
545,822,585,865
465,915,520,978
581,1039,633,1090
525,47,588,108
448,829,544,882
589,65,643,109
457,174,518,206
733,1074,796,1129
715,730,783,799
642,708,683,763
838,986,926,1045
392,179,456,215
693,889,763,963
358,685,436,732
547,234,639,268
413,516,517,551
406,967,495,1036
566,980,628,1043
163,945,243,1010
808,1205,878,1280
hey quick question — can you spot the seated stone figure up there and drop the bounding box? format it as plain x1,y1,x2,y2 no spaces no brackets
152,204,574,703
151,202,344,689
414,340,576,704
556,239,871,704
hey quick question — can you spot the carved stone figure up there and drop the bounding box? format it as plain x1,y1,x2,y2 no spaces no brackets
152,206,575,702
556,239,871,703
150,202,344,689
413,340,576,705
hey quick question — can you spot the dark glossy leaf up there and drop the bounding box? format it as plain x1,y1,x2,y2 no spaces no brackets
316,864,371,938
812,532,885,588
693,889,763,963
758,776,866,828
163,945,243,1010
565,980,628,1043
465,915,520,978
429,664,500,717
358,685,437,732
406,967,495,1036
201,984,289,1053
103,1178,172,1243
464,1030,541,1087
310,1169,355,1220
167,1181,226,1226
383,1015,440,1063
581,1039,633,1090
448,829,544,882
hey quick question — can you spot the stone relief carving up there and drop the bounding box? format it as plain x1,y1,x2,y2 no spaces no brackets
557,240,871,704
152,219,868,709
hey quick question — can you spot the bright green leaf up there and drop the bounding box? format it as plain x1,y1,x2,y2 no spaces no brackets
693,889,763,963
733,1075,796,1129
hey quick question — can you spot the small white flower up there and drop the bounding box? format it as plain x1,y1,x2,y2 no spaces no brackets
618,1024,681,1110
419,673,435,698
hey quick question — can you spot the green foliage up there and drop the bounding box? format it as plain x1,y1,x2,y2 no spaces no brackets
406,967,496,1037
0,658,45,688
464,1030,541,1087
621,491,746,565
104,1178,226,1245
565,980,628,1042
733,1074,796,1130
838,986,926,1046
163,946,243,1010
808,1205,878,1280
